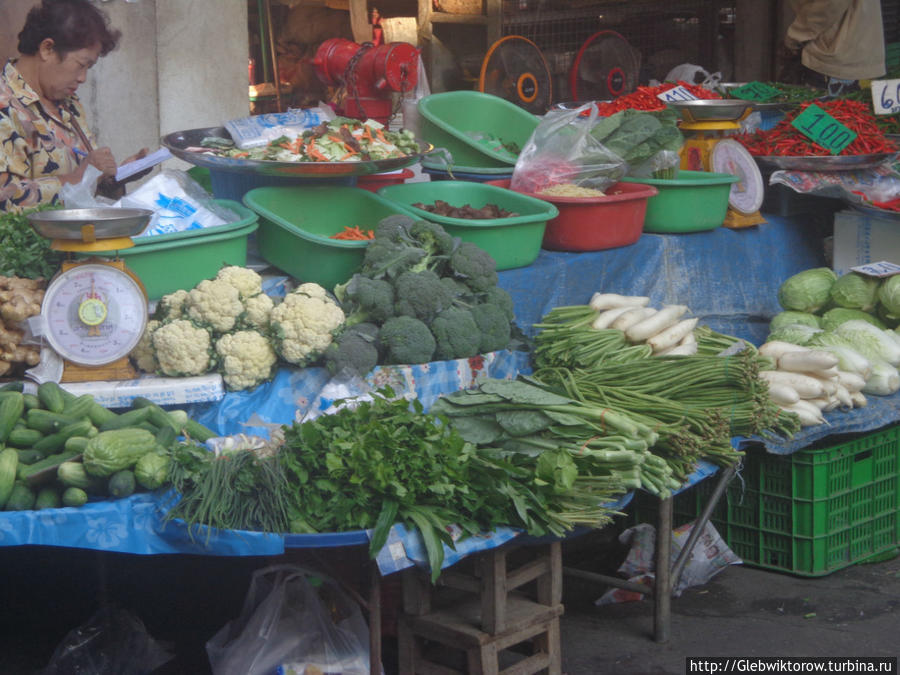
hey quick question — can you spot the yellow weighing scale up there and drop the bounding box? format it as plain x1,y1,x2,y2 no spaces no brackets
27,208,152,383
668,99,766,229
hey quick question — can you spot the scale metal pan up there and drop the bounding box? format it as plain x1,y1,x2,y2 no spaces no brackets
27,208,153,241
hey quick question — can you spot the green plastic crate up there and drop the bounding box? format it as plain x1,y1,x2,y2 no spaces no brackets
631,425,900,576
242,185,418,291
90,199,258,300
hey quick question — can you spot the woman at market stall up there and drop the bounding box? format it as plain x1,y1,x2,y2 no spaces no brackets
777,0,885,96
0,0,148,212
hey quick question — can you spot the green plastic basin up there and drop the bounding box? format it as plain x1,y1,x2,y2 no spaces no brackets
242,186,418,291
418,92,540,169
621,171,738,233
377,181,558,270
90,199,258,300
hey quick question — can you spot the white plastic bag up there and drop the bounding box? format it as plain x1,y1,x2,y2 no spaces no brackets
225,106,336,150
206,564,375,675
59,164,114,208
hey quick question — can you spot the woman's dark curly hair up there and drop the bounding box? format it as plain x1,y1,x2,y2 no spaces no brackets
18,0,121,57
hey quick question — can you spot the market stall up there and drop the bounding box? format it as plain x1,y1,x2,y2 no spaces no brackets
1,66,898,673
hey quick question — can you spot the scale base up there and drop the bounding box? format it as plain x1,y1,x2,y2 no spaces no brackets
61,357,137,383
723,208,766,229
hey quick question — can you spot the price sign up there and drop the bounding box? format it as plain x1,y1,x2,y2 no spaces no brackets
657,85,699,103
870,79,900,115
851,261,900,278
729,81,782,102
790,104,857,155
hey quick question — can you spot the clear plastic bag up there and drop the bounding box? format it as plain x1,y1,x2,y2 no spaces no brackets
41,605,174,675
206,564,375,675
510,103,627,195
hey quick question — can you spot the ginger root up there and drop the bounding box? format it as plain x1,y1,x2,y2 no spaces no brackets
0,276,45,323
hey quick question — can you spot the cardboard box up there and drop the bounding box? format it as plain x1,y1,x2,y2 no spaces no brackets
832,209,900,276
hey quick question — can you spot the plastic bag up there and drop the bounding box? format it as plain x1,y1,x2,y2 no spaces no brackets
206,564,375,675
116,169,239,237
665,63,722,89
595,520,741,605
42,605,174,675
225,106,335,150
59,164,114,208
510,103,627,194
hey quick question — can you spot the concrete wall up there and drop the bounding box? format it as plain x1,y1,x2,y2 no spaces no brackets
1,0,248,171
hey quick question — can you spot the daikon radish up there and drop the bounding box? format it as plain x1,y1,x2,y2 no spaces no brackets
646,317,699,353
850,391,868,408
611,306,657,332
833,383,853,410
759,370,825,399
777,350,839,373
659,341,698,356
805,397,830,410
592,306,634,330
806,373,837,396
836,370,866,393
781,399,828,427
679,331,697,346
625,304,688,343
758,341,810,359
589,293,650,311
766,383,800,406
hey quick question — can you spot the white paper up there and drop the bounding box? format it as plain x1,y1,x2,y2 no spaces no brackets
870,79,900,116
115,147,172,182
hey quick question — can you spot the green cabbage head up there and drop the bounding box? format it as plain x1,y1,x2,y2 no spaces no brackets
877,274,900,316
769,311,821,332
777,267,836,313
820,307,885,332
829,272,879,312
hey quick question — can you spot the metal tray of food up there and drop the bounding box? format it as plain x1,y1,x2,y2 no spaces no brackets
27,207,153,240
754,152,897,171
162,126,433,178
715,82,805,111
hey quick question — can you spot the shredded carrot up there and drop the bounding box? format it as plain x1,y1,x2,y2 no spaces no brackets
329,225,375,240
233,151,250,158
340,152,355,160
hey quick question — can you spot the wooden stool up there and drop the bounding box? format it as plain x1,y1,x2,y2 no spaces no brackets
397,540,563,674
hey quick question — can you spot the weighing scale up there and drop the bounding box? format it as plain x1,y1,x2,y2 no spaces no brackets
26,208,153,383
667,100,766,229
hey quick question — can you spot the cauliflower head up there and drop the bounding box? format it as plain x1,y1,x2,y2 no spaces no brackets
130,319,160,373
242,292,274,330
215,330,278,391
151,319,215,377
216,265,263,300
155,289,190,321
270,285,345,365
186,279,244,334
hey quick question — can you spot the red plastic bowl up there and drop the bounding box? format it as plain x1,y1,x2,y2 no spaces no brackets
487,179,658,251
356,168,415,193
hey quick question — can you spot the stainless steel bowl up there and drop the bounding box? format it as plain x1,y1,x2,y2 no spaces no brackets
754,152,897,171
666,99,756,122
27,208,153,241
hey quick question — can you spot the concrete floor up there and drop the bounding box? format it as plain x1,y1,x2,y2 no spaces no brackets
3,530,898,674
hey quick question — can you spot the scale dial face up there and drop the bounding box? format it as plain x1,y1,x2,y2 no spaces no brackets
711,138,765,215
42,263,147,367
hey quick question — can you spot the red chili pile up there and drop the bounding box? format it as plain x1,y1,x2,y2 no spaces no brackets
736,99,898,157
582,82,720,116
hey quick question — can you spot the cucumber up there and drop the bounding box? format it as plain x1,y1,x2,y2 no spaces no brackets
7,427,44,448
57,462,106,494
108,469,136,499
32,418,94,456
0,392,25,443
34,485,61,510
98,406,151,431
15,449,44,465
145,404,180,433
5,482,35,510
37,381,66,413
154,424,177,449
64,436,90,453
26,409,80,435
0,381,24,392
0,447,18,508
62,394,95,419
22,393,41,411
61,486,88,508
184,418,217,442
88,402,118,427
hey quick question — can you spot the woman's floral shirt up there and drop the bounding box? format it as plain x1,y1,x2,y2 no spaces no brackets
0,59,95,212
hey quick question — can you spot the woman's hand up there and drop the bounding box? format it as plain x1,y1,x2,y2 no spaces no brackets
122,147,149,165
87,146,118,177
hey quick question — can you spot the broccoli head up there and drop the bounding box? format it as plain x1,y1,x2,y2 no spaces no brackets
470,302,512,353
449,241,498,292
409,220,456,259
482,286,515,321
323,322,381,378
373,214,417,242
359,236,427,280
334,274,395,326
393,269,455,323
379,315,436,365
431,307,481,361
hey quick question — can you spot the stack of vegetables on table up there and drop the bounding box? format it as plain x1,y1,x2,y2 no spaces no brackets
758,267,900,414
131,216,521,389
0,381,216,512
